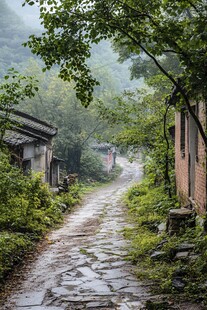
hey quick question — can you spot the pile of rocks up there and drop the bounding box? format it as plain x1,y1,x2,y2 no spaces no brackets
150,241,199,291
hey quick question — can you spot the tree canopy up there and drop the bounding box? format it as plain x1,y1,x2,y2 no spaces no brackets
23,0,206,95
0,69,38,145
23,0,207,146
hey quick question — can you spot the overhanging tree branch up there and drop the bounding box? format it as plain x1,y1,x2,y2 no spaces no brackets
139,44,207,148
111,24,207,147
81,121,102,146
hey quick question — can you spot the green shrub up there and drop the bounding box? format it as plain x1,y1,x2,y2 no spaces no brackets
128,231,162,262
0,152,81,284
26,173,53,210
79,148,105,181
124,180,173,262
125,179,178,217
0,232,33,282
0,166,63,235
53,183,81,211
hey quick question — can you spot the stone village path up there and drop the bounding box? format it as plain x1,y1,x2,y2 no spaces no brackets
1,158,204,310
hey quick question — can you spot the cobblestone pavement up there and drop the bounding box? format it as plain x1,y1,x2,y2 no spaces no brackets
1,158,205,310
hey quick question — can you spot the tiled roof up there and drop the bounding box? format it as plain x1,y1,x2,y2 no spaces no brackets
4,130,37,146
1,109,57,146
10,110,57,137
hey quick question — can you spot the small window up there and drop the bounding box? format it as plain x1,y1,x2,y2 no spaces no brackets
22,159,31,175
180,110,186,157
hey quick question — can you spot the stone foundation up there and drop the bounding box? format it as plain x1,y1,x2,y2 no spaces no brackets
167,208,196,236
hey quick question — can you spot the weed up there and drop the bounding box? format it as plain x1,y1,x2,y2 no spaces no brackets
79,248,88,255
124,178,207,304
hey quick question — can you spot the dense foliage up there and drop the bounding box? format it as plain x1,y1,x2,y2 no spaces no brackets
17,60,110,178
23,0,207,147
0,151,80,284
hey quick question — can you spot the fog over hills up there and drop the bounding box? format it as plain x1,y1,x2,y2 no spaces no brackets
6,0,41,29
0,0,42,75
2,0,140,90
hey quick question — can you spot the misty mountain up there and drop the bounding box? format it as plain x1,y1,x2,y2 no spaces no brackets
6,0,41,29
0,0,39,75
0,0,139,90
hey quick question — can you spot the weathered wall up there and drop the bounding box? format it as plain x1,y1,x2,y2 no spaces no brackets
175,110,189,205
194,102,206,214
23,142,53,183
175,103,206,214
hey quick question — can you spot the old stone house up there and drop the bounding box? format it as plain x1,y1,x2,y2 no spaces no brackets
175,102,206,215
3,109,62,187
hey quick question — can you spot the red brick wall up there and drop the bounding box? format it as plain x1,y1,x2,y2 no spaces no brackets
175,111,189,205
175,103,206,214
194,102,206,214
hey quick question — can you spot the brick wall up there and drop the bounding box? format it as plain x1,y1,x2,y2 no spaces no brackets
175,103,206,214
194,102,206,214
175,110,189,205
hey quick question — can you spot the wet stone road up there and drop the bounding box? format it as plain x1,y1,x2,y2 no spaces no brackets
2,157,148,310
2,157,205,310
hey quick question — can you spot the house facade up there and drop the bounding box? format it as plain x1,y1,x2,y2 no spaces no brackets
3,110,61,187
175,102,206,215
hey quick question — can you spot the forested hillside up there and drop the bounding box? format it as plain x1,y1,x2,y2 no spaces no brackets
6,0,41,29
0,0,37,76
0,0,138,92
